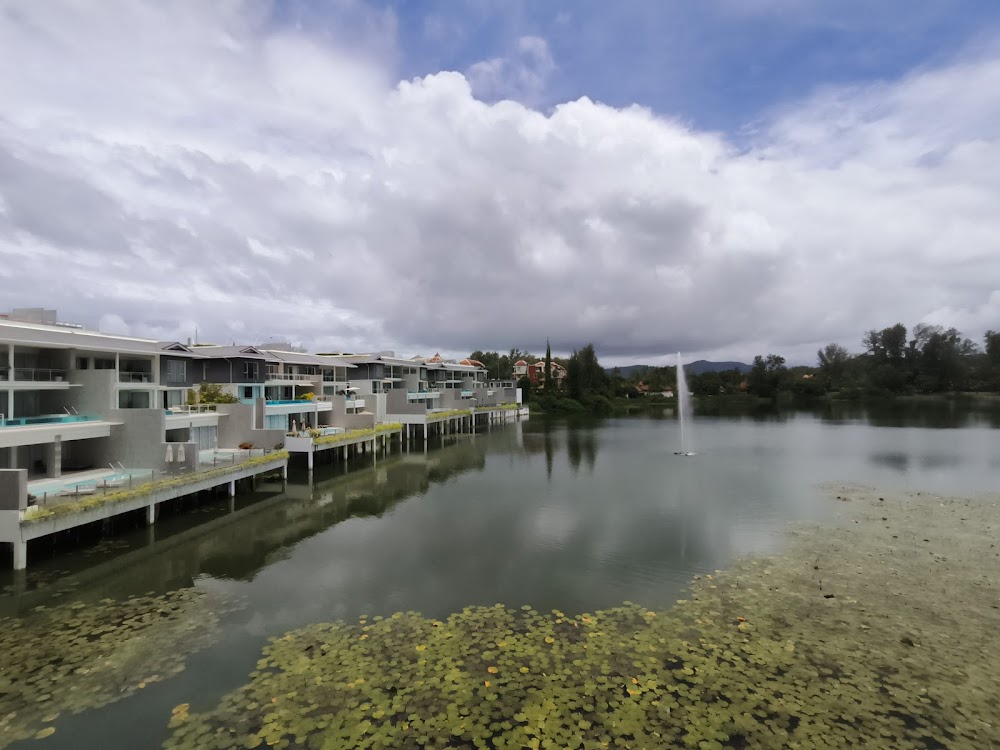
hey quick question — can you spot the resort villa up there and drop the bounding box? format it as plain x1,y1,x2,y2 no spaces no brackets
0,309,522,569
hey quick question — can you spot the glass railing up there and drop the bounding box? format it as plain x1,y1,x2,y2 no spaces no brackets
1,367,69,382
265,399,316,406
0,414,97,428
119,372,153,383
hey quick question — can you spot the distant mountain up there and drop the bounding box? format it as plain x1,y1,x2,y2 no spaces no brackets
608,360,751,377
686,360,751,375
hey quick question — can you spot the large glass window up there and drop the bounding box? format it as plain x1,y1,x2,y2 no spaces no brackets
165,359,187,384
243,361,260,380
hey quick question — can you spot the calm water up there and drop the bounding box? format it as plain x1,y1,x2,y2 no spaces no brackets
4,403,1000,749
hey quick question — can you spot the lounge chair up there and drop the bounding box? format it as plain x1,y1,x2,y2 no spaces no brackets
59,485,97,497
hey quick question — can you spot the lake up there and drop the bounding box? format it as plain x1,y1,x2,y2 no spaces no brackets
3,401,1000,749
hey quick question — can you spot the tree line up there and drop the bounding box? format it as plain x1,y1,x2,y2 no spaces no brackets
472,323,1000,413
747,324,1000,398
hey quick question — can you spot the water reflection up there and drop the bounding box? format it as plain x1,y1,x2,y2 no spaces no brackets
2,408,999,750
0,437,489,615
871,451,910,472
687,396,1000,429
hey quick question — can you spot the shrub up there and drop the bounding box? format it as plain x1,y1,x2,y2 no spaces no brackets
238,441,253,450
197,383,239,404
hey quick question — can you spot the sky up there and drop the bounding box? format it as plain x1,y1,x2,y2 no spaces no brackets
2,0,1000,366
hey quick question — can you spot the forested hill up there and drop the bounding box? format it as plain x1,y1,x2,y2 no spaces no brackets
609,361,750,378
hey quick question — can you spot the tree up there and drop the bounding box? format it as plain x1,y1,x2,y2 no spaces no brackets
747,354,787,398
517,375,532,403
544,340,553,391
817,343,850,387
196,382,239,404
985,331,1000,365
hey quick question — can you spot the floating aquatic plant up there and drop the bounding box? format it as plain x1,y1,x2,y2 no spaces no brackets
0,588,239,748
163,488,1000,749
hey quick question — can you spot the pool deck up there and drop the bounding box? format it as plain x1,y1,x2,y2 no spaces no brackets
2,453,289,571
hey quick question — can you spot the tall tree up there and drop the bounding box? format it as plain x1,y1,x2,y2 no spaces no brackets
747,354,788,398
817,343,850,386
544,339,552,391
985,331,1000,365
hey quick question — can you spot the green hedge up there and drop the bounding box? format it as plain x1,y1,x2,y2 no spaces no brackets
24,451,290,524
427,409,471,422
313,423,403,447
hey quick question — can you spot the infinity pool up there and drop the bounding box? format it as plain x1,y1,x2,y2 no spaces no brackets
28,469,153,498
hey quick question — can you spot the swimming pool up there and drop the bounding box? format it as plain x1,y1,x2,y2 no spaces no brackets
28,468,154,498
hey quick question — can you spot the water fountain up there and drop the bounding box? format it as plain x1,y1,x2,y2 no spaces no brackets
674,352,695,456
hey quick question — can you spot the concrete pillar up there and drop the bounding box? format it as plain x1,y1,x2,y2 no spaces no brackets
228,480,236,497
342,445,347,462
12,540,27,570
146,503,155,524
6,344,13,381
229,496,235,513
7,446,17,469
307,450,314,471
45,437,62,478
6,388,13,419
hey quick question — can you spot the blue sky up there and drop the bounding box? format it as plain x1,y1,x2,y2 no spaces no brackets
273,0,1000,133
3,0,1000,363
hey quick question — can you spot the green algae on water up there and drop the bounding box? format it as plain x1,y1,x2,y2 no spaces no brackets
0,587,240,749
162,486,1000,749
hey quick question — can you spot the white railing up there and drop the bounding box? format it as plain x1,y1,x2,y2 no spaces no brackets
267,372,318,381
166,404,219,414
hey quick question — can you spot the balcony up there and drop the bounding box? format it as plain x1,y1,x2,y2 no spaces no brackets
266,373,318,382
407,391,441,400
264,399,319,417
119,372,153,383
346,399,366,409
461,390,475,397
1,367,68,382
0,414,112,449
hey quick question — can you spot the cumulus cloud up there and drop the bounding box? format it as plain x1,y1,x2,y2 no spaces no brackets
466,35,556,103
0,1,998,364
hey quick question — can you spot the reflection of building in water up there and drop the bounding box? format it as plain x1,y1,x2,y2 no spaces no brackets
2,439,488,611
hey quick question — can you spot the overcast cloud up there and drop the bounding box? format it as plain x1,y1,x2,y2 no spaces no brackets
0,1,998,365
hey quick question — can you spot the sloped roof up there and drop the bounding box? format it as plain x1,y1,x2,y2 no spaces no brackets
264,349,355,367
190,345,278,361
514,360,527,366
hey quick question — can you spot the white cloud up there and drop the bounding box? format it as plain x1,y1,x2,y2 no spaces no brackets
466,35,556,104
0,1,998,366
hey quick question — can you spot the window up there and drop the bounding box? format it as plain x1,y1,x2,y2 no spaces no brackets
243,361,260,380
76,357,89,370
165,359,187,384
95,358,115,369
118,390,150,409
243,386,255,400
